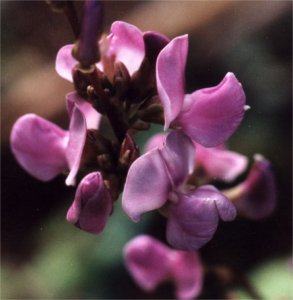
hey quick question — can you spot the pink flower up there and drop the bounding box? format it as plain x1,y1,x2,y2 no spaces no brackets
10,92,101,186
123,235,203,300
195,143,248,182
145,132,248,183
156,35,247,147
66,172,113,234
122,131,236,250
228,154,277,219
56,21,169,82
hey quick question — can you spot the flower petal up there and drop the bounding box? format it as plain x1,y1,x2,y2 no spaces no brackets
65,105,87,186
66,172,112,234
167,185,236,250
55,44,77,82
108,21,145,76
123,235,171,291
177,72,246,147
196,143,248,182
10,114,68,181
232,154,277,219
161,131,195,187
66,91,101,129
169,251,203,300
156,35,188,129
122,148,172,222
144,132,167,153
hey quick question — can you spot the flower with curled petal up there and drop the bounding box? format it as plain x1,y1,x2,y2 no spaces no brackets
10,92,101,186
224,154,277,220
56,20,169,82
144,132,248,183
156,34,247,147
124,235,203,300
122,131,236,250
67,171,113,234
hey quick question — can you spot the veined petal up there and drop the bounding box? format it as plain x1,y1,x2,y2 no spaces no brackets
108,21,145,76
167,185,236,250
232,154,277,219
177,72,246,147
65,106,87,186
161,131,195,187
66,92,101,129
156,35,188,129
66,172,112,234
10,114,68,181
196,143,248,182
169,251,203,300
122,148,171,222
123,235,171,291
55,44,77,82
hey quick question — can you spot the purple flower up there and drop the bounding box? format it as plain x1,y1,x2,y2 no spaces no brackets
226,154,277,219
195,143,248,182
123,235,203,299
145,132,248,183
67,172,113,234
10,92,101,185
56,21,146,81
156,35,247,147
122,131,236,250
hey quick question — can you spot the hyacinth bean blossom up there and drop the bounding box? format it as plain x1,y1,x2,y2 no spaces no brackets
10,1,278,298
143,132,277,221
10,92,101,186
156,35,248,147
124,235,203,300
223,154,277,220
66,171,113,234
144,132,249,183
56,20,169,84
122,131,237,250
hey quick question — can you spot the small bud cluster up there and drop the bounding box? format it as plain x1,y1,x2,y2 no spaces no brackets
10,2,277,299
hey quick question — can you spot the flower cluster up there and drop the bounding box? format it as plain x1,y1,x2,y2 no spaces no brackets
10,2,277,298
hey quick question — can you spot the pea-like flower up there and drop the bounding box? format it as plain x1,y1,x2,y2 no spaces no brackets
225,154,277,220
145,132,248,183
156,35,247,147
67,172,113,234
122,131,236,250
10,92,101,186
56,21,169,82
123,235,203,300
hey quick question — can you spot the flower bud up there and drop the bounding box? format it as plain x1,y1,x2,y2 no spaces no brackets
119,134,140,168
229,154,277,219
73,0,103,67
67,172,113,234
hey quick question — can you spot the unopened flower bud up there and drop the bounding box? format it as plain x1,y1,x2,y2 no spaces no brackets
139,98,164,124
73,0,103,67
119,134,139,168
66,172,113,234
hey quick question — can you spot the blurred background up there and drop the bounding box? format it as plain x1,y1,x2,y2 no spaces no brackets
1,1,292,299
